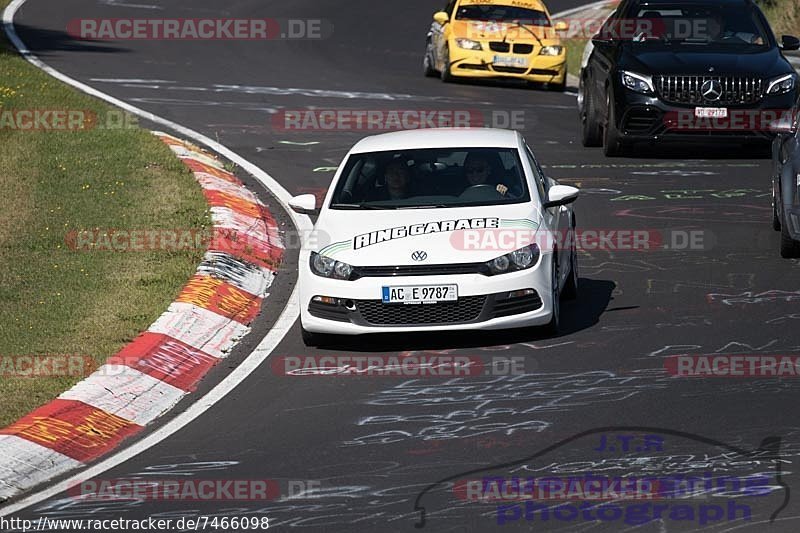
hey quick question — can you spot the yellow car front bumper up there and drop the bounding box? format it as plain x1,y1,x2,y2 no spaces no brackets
448,47,566,84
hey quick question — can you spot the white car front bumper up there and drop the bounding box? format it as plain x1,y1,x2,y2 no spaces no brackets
299,254,555,335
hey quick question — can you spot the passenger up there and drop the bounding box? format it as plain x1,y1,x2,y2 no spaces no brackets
463,153,509,196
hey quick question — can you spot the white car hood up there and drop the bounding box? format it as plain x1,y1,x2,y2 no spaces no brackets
312,205,543,266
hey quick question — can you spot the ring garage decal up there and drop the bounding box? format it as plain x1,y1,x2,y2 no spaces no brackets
318,218,539,257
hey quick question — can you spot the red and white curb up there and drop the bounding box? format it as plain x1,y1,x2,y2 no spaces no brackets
0,133,283,503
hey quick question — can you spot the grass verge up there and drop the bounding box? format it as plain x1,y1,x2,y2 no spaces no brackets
758,0,800,38
0,5,209,427
565,37,588,78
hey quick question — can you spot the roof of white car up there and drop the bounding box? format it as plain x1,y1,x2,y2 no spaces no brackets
350,128,521,153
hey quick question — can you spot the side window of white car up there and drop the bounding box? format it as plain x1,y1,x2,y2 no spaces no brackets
524,145,547,203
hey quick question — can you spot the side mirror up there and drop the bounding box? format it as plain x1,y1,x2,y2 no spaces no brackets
781,35,800,51
433,11,449,26
554,21,568,32
288,193,319,215
543,185,579,208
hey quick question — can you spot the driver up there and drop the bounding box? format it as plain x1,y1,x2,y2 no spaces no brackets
368,159,412,201
463,153,509,196
706,12,763,44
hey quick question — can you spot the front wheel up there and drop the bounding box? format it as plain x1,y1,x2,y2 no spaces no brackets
780,219,800,258
547,77,566,92
580,83,602,147
423,43,437,77
301,325,331,347
440,47,453,83
603,93,628,157
544,257,561,335
772,186,782,231
562,226,579,300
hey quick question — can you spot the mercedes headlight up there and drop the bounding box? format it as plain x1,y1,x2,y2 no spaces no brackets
539,45,563,56
767,73,796,95
310,252,353,280
621,70,654,94
485,244,540,275
456,38,483,50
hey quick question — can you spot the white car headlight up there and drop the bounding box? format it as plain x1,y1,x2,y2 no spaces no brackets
456,38,483,50
539,45,563,56
767,73,796,95
510,246,536,268
621,70,654,94
486,244,540,275
310,251,353,280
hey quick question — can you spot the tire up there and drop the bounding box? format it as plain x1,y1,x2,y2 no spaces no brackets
580,83,602,147
548,78,566,92
301,325,330,347
562,224,579,300
780,218,800,258
440,47,453,83
423,43,437,77
602,93,628,157
772,186,782,231
544,257,561,335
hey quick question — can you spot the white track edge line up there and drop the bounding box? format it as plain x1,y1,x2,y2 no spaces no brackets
1,0,311,515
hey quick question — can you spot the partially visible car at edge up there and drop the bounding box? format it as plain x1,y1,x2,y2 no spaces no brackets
580,0,800,156
771,124,800,257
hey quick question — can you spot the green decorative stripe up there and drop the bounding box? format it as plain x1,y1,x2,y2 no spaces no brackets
319,240,351,257
499,218,539,229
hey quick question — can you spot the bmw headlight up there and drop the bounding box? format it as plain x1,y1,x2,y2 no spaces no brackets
485,244,540,275
311,251,353,280
621,70,654,94
539,45,563,56
767,73,796,95
456,38,483,50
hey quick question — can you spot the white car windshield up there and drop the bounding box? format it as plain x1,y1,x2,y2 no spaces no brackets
329,147,531,210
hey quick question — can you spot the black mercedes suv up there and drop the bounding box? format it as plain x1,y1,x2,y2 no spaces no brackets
579,0,800,156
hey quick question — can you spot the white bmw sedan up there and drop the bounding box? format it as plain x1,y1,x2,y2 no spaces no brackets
289,128,579,346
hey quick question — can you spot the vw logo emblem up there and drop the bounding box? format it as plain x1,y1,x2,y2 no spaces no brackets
411,250,428,261
701,79,723,101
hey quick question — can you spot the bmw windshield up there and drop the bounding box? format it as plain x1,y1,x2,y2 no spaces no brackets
455,5,551,26
329,148,531,210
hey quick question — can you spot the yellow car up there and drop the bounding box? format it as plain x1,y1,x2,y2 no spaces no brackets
424,0,568,90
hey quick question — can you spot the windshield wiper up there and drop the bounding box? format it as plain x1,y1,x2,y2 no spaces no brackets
507,19,543,49
330,203,395,210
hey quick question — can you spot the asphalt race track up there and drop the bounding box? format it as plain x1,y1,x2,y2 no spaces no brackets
6,0,800,531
